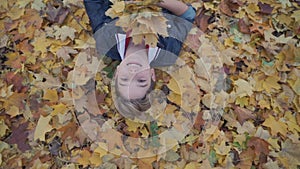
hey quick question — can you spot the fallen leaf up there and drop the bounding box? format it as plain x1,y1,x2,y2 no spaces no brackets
56,46,78,62
0,119,9,138
164,150,180,162
195,11,210,32
262,115,288,137
76,149,92,167
43,89,58,102
234,106,255,125
34,115,53,141
45,3,69,24
279,139,300,167
247,137,270,155
193,111,205,131
214,140,231,156
53,25,76,41
6,6,25,20
236,147,255,169
258,2,273,14
233,79,253,97
219,0,233,16
238,19,250,34
167,78,180,95
184,162,201,169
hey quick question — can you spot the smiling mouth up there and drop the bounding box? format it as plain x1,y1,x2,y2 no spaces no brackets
127,62,142,67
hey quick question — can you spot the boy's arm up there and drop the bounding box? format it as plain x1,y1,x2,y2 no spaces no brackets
157,0,189,16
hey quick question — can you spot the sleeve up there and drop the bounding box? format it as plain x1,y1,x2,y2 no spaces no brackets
84,0,114,33
179,5,196,23
151,7,195,67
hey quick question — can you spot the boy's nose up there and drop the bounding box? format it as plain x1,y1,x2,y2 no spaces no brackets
128,65,140,73
129,68,137,73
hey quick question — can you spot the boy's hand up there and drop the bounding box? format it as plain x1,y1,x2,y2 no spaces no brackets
157,0,189,16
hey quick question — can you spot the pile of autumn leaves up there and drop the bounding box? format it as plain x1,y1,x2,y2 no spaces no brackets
0,0,300,168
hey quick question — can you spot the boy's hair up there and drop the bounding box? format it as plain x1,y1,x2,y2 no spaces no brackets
112,78,155,120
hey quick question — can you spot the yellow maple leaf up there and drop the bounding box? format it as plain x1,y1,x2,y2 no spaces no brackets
291,10,300,22
167,92,181,106
167,78,180,95
34,115,53,141
258,99,271,109
262,75,281,93
89,152,102,167
31,31,53,57
245,3,260,16
278,139,300,168
0,0,7,8
131,34,144,45
105,1,125,18
125,119,144,133
16,0,31,8
262,115,288,137
214,140,231,156
76,149,92,167
284,111,300,132
253,72,281,93
184,162,202,169
233,79,253,97
144,33,158,47
6,105,20,117
235,96,249,107
94,143,108,158
291,78,300,95
6,6,25,20
51,103,68,116
43,89,58,102
52,25,76,41
0,119,9,138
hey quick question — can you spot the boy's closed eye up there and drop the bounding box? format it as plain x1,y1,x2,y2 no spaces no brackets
120,78,129,82
137,79,147,83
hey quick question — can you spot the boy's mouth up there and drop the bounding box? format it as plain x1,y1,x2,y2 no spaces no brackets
127,62,142,67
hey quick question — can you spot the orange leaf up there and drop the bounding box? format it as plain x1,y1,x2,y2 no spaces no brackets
249,22,270,35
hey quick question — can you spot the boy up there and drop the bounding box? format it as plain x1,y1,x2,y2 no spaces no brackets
84,0,196,118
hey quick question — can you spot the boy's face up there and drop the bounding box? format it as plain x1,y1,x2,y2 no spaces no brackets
115,50,155,100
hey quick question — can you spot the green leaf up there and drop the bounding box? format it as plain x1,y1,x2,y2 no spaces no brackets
102,61,119,79
149,121,160,147
208,149,217,167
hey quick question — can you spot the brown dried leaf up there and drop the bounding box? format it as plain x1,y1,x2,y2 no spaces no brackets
195,11,210,32
45,3,69,24
234,106,256,125
247,137,270,155
236,147,255,169
238,19,250,34
258,2,273,14
6,121,31,152
193,111,205,131
219,0,233,16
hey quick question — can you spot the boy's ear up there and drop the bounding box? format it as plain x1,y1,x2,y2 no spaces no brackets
151,68,156,82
